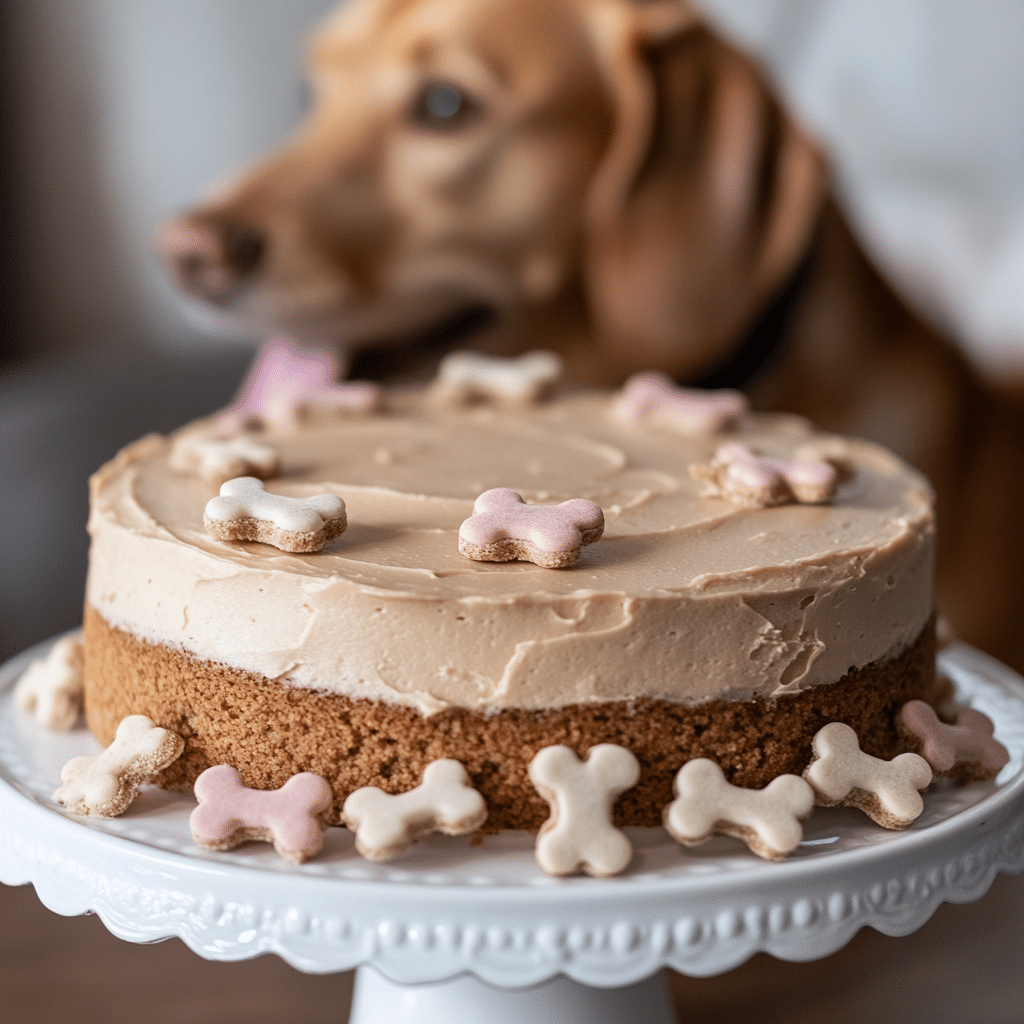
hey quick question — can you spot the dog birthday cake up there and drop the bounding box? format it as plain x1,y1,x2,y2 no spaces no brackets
73,350,956,862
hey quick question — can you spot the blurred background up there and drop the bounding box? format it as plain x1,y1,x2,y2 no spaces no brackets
1,1,1023,1021
6,0,1024,371
4,0,1024,659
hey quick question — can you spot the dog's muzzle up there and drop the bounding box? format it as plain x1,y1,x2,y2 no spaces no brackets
157,214,265,304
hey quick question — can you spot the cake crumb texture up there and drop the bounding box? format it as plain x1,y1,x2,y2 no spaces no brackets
83,606,938,831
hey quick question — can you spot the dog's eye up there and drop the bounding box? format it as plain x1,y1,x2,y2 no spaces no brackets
410,81,479,130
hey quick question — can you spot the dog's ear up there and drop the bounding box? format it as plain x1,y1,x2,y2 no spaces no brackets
582,1,827,382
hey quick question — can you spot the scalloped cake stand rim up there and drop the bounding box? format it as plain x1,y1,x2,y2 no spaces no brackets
1,635,1023,990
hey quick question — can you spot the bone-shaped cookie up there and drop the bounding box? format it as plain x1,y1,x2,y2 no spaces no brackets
14,631,84,731
663,759,815,861
204,476,347,553
691,442,838,507
897,700,1010,782
459,488,604,568
54,715,184,817
803,722,933,829
342,759,487,861
189,765,333,863
170,434,281,486
612,372,747,434
221,335,381,427
528,744,640,877
431,349,562,407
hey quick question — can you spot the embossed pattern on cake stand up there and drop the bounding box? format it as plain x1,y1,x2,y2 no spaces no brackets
1,637,1023,1024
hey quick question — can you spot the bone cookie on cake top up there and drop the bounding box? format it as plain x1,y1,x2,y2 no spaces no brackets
897,700,1010,782
613,372,747,434
170,434,281,487
664,759,815,861
190,765,333,863
204,477,347,553
803,722,933,829
459,488,604,568
528,744,640,877
54,715,184,817
431,349,562,407
219,336,381,428
691,443,838,507
342,759,487,861
14,631,84,731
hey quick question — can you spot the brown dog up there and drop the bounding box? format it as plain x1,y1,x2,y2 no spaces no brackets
159,0,1024,674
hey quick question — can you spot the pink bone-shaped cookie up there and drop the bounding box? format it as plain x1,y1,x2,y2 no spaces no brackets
221,336,380,427
897,700,1009,779
612,372,747,434
458,488,604,568
189,765,333,863
695,442,838,507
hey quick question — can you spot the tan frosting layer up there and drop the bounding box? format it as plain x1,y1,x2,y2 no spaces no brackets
86,390,935,714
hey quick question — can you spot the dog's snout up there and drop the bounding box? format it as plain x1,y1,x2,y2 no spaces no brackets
157,214,265,303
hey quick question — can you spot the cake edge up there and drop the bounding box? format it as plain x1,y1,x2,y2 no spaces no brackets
83,604,940,832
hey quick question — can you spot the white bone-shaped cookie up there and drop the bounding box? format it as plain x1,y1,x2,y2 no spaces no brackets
432,349,562,406
14,631,84,731
663,759,815,861
263,380,382,425
528,744,640,877
612,372,747,434
691,442,838,507
54,715,185,817
342,759,487,861
803,722,933,829
170,434,281,486
203,476,347,553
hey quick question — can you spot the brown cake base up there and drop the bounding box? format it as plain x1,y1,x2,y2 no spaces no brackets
83,605,939,831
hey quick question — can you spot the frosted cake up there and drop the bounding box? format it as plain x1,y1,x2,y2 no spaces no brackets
82,381,938,830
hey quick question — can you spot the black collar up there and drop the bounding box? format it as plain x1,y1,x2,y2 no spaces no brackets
691,249,814,392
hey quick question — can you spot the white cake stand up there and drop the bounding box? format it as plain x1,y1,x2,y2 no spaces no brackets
2,637,1024,1024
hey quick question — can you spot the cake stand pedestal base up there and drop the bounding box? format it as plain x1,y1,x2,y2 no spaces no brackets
349,964,674,1024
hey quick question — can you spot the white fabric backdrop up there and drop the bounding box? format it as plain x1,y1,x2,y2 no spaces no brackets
696,0,1024,377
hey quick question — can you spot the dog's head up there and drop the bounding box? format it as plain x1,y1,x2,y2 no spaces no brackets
159,0,826,383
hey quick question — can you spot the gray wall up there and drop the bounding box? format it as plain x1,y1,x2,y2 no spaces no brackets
6,0,333,361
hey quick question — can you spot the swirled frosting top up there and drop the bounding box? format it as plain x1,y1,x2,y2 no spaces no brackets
86,389,934,713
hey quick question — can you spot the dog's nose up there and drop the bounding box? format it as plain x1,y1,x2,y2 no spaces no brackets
157,214,265,302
